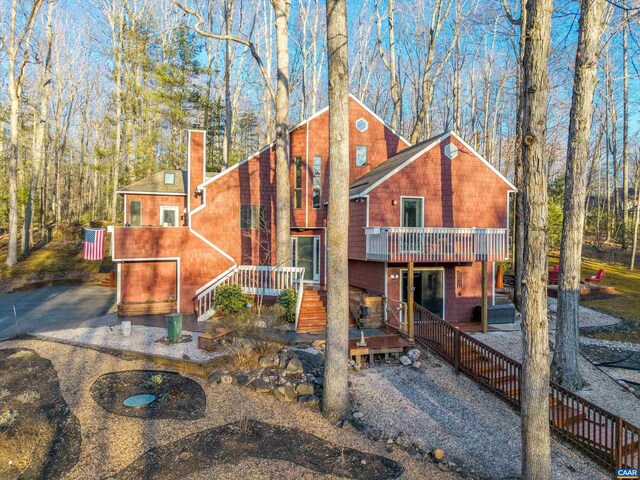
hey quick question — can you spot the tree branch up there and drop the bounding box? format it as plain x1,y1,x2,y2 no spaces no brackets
172,0,276,102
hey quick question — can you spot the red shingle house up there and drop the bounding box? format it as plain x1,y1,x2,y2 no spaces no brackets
110,95,515,334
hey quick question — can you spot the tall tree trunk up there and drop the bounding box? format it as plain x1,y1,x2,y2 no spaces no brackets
111,4,124,223
512,0,527,312
23,0,54,256
323,0,350,422
6,73,20,267
271,0,291,266
552,0,607,391
630,170,639,270
622,8,629,248
519,0,552,477
222,0,234,169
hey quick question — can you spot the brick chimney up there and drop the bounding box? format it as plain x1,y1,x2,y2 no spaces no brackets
188,130,206,211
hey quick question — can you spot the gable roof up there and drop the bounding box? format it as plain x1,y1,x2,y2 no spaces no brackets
197,94,412,192
117,169,187,195
349,131,516,198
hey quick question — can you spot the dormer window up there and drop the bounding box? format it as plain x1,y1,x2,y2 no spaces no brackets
355,118,368,132
164,172,175,185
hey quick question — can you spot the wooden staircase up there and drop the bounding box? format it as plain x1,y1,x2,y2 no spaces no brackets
424,327,640,469
297,288,358,333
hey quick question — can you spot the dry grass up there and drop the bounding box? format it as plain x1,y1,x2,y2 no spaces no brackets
0,235,108,293
0,419,52,477
548,251,640,343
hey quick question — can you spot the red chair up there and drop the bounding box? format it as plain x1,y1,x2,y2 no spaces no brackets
548,264,560,284
585,269,605,285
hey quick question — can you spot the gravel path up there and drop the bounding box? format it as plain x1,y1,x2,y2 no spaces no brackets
0,338,459,480
34,325,224,362
351,358,609,480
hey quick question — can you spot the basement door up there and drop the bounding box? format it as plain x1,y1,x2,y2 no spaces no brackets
401,268,445,319
291,236,320,283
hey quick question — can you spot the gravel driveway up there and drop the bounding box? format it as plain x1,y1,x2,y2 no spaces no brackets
351,356,609,480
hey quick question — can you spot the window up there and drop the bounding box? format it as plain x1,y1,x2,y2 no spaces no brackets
356,145,368,166
294,157,303,208
129,201,141,226
160,206,179,227
355,118,368,132
401,197,424,227
312,156,321,209
164,172,175,185
240,205,267,230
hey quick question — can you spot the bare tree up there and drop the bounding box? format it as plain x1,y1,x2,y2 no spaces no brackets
519,0,553,476
2,0,45,267
374,0,400,131
552,0,608,391
271,0,291,266
323,0,350,422
621,5,629,248
22,0,54,256
631,155,640,269
221,0,234,170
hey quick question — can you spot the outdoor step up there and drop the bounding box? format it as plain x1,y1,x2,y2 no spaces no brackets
550,405,587,428
468,361,503,375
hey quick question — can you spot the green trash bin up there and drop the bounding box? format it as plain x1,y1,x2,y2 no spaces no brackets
165,313,182,341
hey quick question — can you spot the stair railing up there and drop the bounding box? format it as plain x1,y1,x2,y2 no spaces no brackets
413,303,640,470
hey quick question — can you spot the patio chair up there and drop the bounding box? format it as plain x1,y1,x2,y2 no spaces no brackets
584,269,605,285
548,264,560,284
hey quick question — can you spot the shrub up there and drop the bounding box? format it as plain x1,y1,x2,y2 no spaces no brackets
213,285,251,315
277,288,297,323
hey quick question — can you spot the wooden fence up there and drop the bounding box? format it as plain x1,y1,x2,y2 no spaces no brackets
413,304,640,470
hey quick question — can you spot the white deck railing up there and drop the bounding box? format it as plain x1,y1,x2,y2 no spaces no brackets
195,265,305,322
365,227,508,263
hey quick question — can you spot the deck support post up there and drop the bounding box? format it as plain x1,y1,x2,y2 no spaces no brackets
481,260,488,333
408,261,415,343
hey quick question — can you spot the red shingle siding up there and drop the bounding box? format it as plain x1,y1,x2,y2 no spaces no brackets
348,199,367,261
120,261,177,303
189,131,205,211
125,194,187,226
348,260,385,295
113,226,234,313
366,137,511,229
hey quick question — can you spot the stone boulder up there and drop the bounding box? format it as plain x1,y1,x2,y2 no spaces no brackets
295,382,314,396
399,356,412,366
285,357,304,375
252,379,273,393
406,349,421,361
297,394,319,406
273,385,297,402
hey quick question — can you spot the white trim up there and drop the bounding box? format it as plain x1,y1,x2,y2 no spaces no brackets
384,262,388,323
400,196,425,228
115,190,187,197
196,142,275,190
291,234,321,283
448,131,517,191
348,93,412,147
123,194,127,225
400,266,446,321
116,263,121,304
305,122,309,227
506,190,516,260
350,131,517,199
365,195,370,227
196,93,412,193
159,206,180,227
492,261,496,306
187,131,192,215
189,226,237,265
349,133,448,198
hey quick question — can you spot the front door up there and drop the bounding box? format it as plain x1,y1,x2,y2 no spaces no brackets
291,236,320,283
401,269,444,318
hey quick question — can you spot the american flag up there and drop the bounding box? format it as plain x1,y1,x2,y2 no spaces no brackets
83,228,105,261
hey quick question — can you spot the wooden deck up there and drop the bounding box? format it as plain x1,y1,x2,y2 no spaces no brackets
349,325,412,363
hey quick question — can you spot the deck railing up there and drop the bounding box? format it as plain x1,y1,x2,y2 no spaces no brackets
195,265,305,322
365,227,508,263
413,303,640,470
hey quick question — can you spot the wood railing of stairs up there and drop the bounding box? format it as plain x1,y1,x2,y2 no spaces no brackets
413,303,640,471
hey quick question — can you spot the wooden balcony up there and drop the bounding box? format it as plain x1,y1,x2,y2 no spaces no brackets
364,227,509,263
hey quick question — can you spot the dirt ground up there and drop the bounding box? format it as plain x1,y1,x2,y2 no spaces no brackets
0,338,460,480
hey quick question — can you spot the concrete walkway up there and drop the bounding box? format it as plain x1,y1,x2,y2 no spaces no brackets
0,285,116,340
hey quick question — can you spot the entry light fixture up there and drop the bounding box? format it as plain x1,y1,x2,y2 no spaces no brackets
392,199,397,206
